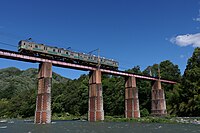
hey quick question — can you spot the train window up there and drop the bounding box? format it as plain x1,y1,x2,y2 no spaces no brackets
35,45,38,48
53,49,55,52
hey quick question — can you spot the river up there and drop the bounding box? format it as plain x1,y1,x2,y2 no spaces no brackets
0,119,200,133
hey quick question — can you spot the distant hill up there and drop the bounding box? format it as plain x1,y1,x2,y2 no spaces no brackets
0,67,70,99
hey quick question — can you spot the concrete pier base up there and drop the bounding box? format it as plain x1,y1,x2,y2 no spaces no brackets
151,80,167,116
35,62,52,124
125,76,140,118
88,70,104,121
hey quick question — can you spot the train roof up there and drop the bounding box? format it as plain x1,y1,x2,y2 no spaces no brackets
19,40,119,63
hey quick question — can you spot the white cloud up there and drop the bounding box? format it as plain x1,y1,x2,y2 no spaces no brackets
193,9,200,22
193,17,200,22
170,33,200,47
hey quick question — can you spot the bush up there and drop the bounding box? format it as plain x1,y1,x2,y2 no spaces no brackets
140,108,149,117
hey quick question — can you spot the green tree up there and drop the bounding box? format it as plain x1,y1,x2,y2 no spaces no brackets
0,99,10,118
166,83,182,115
52,74,89,116
8,88,36,118
178,48,200,116
103,75,124,116
0,84,16,99
160,60,181,82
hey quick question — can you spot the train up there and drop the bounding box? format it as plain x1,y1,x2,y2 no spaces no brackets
18,40,119,70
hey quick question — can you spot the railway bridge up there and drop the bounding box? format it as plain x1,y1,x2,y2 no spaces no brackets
0,49,176,124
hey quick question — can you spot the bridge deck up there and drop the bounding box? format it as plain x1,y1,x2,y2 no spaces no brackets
0,49,176,84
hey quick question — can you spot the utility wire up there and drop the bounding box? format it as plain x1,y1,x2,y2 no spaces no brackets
0,41,17,48
0,31,25,40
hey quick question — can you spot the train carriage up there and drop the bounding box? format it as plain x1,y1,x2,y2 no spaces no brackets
18,40,119,70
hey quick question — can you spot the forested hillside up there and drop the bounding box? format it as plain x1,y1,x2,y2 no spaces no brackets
0,68,70,118
0,48,199,118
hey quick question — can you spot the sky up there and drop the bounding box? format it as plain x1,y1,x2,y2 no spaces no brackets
0,0,200,79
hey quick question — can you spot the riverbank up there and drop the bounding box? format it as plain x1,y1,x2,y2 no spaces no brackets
104,116,176,123
51,113,200,124
104,116,200,124
1,114,200,125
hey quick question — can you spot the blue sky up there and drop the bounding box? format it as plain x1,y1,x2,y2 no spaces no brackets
0,0,199,79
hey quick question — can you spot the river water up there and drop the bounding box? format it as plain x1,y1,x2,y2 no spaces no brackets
0,120,200,133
